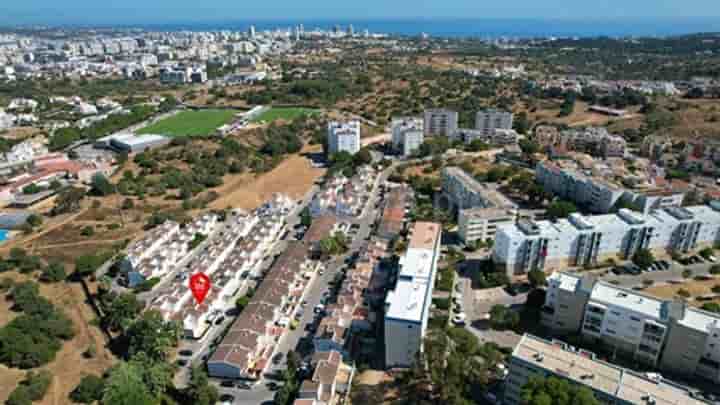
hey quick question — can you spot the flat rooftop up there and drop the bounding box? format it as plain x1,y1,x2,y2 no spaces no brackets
408,222,440,251
590,282,666,321
513,335,705,405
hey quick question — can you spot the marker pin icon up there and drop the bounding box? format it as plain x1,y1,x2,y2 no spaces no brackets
189,273,211,305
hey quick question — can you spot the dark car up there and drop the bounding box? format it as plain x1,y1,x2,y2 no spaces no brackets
219,394,234,402
236,382,252,390
176,359,188,367
272,352,284,365
215,316,225,325
220,380,235,388
178,349,193,356
267,381,279,391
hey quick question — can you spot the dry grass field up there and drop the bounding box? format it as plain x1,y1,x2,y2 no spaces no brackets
645,277,720,307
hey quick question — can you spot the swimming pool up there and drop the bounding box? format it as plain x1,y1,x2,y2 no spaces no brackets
0,229,9,243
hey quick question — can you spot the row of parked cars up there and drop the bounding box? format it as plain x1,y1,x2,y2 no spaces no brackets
612,259,672,276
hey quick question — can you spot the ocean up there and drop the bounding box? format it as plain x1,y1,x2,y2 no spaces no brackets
137,17,720,39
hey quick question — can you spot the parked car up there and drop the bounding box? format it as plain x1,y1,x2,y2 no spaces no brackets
220,380,234,388
272,352,284,365
452,313,467,326
178,349,193,357
176,359,188,366
220,394,235,402
215,316,225,325
236,382,252,390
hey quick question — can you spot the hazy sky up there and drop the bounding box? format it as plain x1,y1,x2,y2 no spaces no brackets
4,0,720,25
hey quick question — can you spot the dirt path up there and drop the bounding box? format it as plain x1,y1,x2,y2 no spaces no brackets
32,238,127,250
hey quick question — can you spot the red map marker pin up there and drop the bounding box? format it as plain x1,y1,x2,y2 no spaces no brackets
190,273,211,305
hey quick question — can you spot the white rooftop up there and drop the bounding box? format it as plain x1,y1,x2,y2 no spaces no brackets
677,307,720,334
591,282,666,321
384,277,430,323
548,272,580,293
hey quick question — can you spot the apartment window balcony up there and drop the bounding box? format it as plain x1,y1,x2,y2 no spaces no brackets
541,306,555,315
700,356,720,370
638,344,659,356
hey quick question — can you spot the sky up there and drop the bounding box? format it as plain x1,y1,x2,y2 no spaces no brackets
3,0,720,25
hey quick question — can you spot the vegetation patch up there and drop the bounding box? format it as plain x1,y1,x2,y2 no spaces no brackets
251,107,319,123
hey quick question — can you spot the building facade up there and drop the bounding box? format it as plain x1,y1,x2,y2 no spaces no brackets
391,117,424,158
493,205,720,277
474,109,513,135
327,120,361,156
423,109,458,137
541,271,720,385
384,222,441,368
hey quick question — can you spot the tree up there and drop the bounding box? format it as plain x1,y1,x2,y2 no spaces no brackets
702,302,720,314
711,265,720,275
71,375,105,404
101,362,156,405
75,254,105,277
682,269,693,279
90,174,116,196
40,262,66,283
522,375,600,405
100,292,143,332
51,187,85,215
121,198,135,210
632,249,655,270
300,207,312,228
7,370,52,405
81,226,95,237
528,269,547,288
124,310,180,362
184,366,219,405
547,200,578,220
25,214,42,228
519,139,540,156
489,304,519,330
677,288,691,298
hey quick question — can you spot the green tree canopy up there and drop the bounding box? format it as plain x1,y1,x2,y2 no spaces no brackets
522,375,600,405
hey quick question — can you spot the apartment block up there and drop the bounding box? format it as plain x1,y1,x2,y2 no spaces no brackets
450,127,519,146
534,126,627,159
423,109,458,137
493,205,720,277
440,166,520,243
505,334,706,405
327,120,361,155
536,161,684,215
542,271,720,386
474,108,513,135
391,117,424,157
384,222,441,368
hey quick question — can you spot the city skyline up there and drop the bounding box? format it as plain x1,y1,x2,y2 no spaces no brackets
4,0,720,25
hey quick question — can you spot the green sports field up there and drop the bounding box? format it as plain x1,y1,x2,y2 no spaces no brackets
138,109,238,137
250,107,319,123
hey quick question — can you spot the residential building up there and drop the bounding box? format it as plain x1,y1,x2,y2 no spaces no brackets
504,334,705,405
493,205,720,277
440,166,522,244
309,166,377,218
450,128,519,146
295,351,355,405
423,109,458,137
377,185,413,241
542,271,720,385
474,109,513,135
391,117,424,157
536,161,684,215
534,126,626,158
640,136,673,162
327,120,361,156
384,222,441,368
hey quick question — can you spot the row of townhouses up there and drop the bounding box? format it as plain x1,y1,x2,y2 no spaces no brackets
493,204,720,277
541,271,720,389
147,205,287,339
309,166,377,218
505,333,705,405
123,213,219,287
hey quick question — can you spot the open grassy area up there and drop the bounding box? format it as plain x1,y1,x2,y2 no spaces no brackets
251,107,318,123
138,109,237,137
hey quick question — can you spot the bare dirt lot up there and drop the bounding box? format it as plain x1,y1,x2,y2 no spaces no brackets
210,146,325,211
645,277,720,307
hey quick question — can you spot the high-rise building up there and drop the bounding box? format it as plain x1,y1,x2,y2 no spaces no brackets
475,109,513,135
391,117,424,158
493,204,720,278
248,25,256,39
348,24,355,37
423,109,458,137
327,120,361,156
384,222,441,368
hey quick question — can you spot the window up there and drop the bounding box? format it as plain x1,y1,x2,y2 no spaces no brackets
630,316,641,322
606,329,616,335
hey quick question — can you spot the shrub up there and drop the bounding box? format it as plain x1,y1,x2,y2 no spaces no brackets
70,374,104,404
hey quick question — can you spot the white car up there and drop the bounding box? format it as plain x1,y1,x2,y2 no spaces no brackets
452,313,467,325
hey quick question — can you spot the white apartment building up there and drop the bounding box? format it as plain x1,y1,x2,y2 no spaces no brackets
327,120,361,156
536,161,684,215
474,108,513,136
542,271,720,385
458,207,518,244
450,128,519,146
505,334,706,405
391,117,424,157
493,205,720,277
423,109,458,137
384,222,441,368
